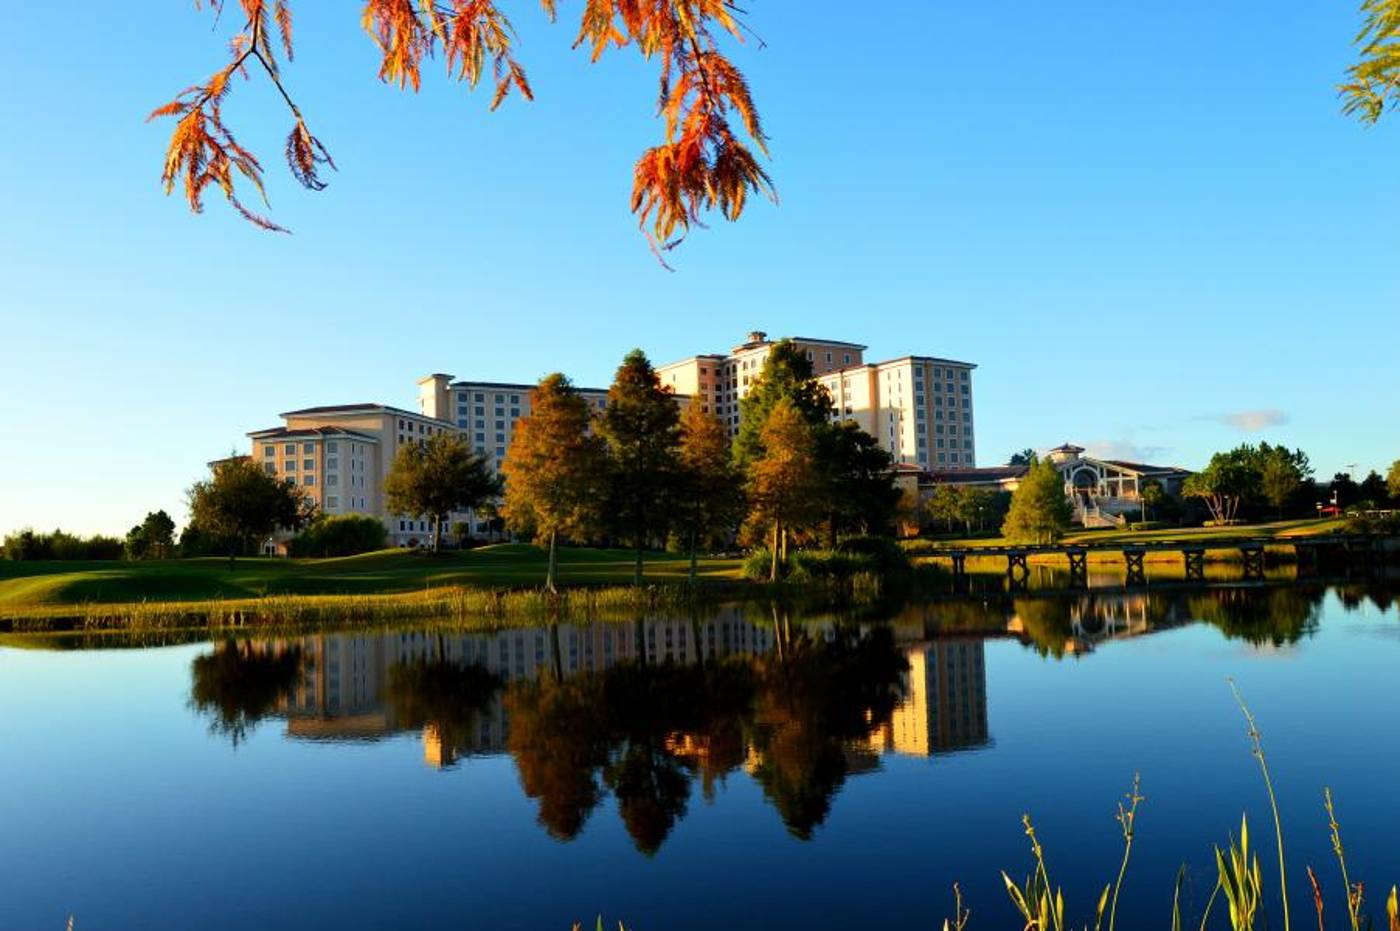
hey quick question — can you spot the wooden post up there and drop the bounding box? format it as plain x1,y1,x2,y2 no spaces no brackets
1123,547,1146,585
1239,544,1265,580
1067,548,1088,587
1182,547,1205,582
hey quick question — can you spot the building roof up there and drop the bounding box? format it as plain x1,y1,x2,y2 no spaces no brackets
248,425,381,442
888,354,978,370
279,403,437,420
1099,459,1191,476
448,380,610,394
923,465,1029,485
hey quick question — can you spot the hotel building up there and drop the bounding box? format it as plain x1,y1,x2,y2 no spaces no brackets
236,328,977,547
247,403,461,547
656,330,977,470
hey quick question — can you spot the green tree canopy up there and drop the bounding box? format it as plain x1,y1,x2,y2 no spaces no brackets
187,457,311,566
1387,459,1400,500
1008,448,1039,467
124,510,177,560
599,349,683,585
1001,460,1073,544
385,432,500,552
733,340,834,470
502,373,609,591
817,421,900,543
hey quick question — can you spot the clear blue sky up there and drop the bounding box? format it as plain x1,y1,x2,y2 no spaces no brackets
2,1,1398,536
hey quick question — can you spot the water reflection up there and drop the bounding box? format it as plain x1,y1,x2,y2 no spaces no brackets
183,582,1366,851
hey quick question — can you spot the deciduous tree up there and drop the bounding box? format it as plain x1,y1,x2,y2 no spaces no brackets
385,432,500,551
674,401,743,582
187,456,311,567
600,350,682,585
1001,460,1072,544
1388,458,1400,501
746,400,824,581
151,0,773,259
1008,448,1039,467
502,373,608,591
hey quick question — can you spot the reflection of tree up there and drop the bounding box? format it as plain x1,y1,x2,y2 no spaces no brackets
1187,586,1324,646
1013,597,1075,659
385,651,502,769
507,676,611,841
746,626,907,839
502,624,906,850
189,640,305,746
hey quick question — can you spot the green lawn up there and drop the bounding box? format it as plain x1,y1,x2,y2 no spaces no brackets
0,544,744,613
918,517,1352,549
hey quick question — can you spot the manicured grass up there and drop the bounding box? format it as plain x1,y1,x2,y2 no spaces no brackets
918,517,1352,550
0,544,744,615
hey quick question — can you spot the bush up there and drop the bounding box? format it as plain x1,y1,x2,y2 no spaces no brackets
1343,512,1400,536
288,515,389,558
898,538,944,555
1129,521,1169,532
1203,519,1245,528
2,528,123,561
742,548,774,580
834,535,911,575
788,549,874,581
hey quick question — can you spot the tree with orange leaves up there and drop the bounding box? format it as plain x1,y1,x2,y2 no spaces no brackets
151,0,774,259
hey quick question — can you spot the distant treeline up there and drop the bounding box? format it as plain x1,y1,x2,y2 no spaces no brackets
2,528,124,561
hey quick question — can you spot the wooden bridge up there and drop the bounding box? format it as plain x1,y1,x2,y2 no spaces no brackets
935,535,1391,587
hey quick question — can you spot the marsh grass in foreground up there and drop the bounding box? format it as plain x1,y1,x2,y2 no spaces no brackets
946,683,1400,931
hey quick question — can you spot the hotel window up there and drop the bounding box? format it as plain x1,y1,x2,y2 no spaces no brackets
475,419,484,428
495,407,505,417
476,446,486,454
327,475,338,486
494,394,504,403
264,446,275,457
303,458,315,470
303,475,315,486
510,408,519,418
327,457,338,470
284,443,296,454
263,462,276,474
937,439,945,449
327,441,338,453
475,406,485,416
458,418,468,427
963,412,971,422
398,419,405,429
496,447,506,458
476,433,485,442
965,440,973,449
917,437,927,448
961,384,969,395
495,420,505,431
843,353,851,364
284,459,297,471
936,424,944,434
327,496,339,509
961,371,969,380
475,392,484,401
510,394,520,403
825,352,832,363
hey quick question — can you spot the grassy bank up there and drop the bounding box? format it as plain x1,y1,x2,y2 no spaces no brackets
0,544,746,627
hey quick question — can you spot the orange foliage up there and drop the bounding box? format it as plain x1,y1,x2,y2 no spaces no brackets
151,0,774,256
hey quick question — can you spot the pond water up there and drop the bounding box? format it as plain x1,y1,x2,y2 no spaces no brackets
2,580,1398,930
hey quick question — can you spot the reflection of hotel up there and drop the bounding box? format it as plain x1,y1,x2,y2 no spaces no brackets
273,608,776,766
868,640,989,757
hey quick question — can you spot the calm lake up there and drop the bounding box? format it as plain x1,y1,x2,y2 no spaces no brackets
2,580,1398,930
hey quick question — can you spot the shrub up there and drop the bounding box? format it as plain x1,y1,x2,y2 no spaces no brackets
834,535,911,575
742,548,774,580
288,515,389,558
788,549,873,581
898,538,944,555
1129,521,1169,532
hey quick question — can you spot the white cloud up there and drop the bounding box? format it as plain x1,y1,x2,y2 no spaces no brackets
1218,409,1289,432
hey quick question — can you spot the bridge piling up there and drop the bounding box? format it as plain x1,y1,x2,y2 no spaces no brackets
1123,547,1147,585
1182,547,1205,582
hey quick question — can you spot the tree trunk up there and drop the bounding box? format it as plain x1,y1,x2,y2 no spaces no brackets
770,521,780,582
688,527,698,585
546,530,559,593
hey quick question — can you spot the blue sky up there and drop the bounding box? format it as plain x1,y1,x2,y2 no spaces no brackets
2,1,1398,536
